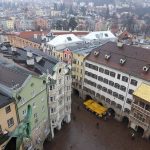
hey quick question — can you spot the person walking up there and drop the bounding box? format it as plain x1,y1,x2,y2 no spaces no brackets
96,122,99,129
131,132,135,140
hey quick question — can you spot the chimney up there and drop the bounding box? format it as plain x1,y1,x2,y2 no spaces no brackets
34,34,37,39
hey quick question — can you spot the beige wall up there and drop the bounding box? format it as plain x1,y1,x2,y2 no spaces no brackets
0,102,18,149
7,35,40,49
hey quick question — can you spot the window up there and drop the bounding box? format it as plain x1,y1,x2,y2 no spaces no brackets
109,81,114,86
99,67,104,73
91,64,98,71
114,83,120,89
110,71,116,77
120,85,126,92
117,74,121,79
85,62,89,67
139,101,145,108
101,95,105,101
42,106,45,112
59,99,63,105
59,79,61,84
7,118,14,128
126,98,132,105
108,89,112,95
23,110,26,116
34,113,37,118
31,90,35,97
128,89,134,95
145,104,150,112
59,89,62,94
102,87,107,92
130,79,138,86
50,85,53,90
116,104,122,110
50,97,53,102
103,78,108,84
111,101,116,106
113,92,118,98
104,69,109,75
96,93,101,98
51,108,56,113
67,37,72,41
124,108,130,114
106,98,111,104
97,85,102,90
98,76,103,82
5,105,11,113
118,94,124,101
67,96,70,101
122,76,128,82
33,102,36,108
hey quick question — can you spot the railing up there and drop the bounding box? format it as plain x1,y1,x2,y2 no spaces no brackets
132,103,150,116
129,115,149,129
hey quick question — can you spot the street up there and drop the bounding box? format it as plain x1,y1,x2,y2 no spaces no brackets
44,93,150,150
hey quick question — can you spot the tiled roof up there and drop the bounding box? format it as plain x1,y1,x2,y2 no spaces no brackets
0,64,29,88
0,93,14,109
13,47,58,75
86,42,150,81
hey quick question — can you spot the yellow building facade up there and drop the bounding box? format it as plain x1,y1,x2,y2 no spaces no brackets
6,19,14,30
72,52,85,92
0,94,18,150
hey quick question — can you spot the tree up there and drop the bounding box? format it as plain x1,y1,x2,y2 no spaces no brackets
68,17,77,30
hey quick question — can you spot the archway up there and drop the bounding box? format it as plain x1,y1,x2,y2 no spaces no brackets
85,95,92,100
137,126,144,136
5,137,17,150
73,89,79,96
122,116,129,126
107,108,116,117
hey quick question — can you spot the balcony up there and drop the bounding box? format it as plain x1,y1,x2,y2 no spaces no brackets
132,103,150,117
0,132,9,145
129,115,149,129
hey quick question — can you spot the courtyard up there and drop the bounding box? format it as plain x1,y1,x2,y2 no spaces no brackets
44,93,150,150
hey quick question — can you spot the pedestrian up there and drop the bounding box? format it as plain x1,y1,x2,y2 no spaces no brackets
70,145,73,149
131,132,135,140
104,116,107,121
73,115,76,121
96,122,99,129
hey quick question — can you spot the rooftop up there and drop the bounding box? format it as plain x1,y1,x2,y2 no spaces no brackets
83,31,117,41
133,83,150,103
47,34,83,46
0,64,29,89
0,93,14,109
86,42,150,81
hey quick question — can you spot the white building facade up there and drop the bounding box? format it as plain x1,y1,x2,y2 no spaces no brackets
47,62,72,138
82,42,150,121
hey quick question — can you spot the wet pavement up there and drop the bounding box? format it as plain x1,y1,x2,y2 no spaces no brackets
44,93,150,150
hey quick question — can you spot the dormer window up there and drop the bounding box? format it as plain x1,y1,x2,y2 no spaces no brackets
120,58,126,65
67,37,72,41
105,54,111,60
143,66,149,72
94,51,99,56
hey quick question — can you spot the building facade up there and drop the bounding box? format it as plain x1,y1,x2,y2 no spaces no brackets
129,83,150,139
47,62,72,138
82,42,150,121
0,64,49,150
0,94,18,150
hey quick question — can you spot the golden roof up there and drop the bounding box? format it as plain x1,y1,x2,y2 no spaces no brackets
133,83,150,102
